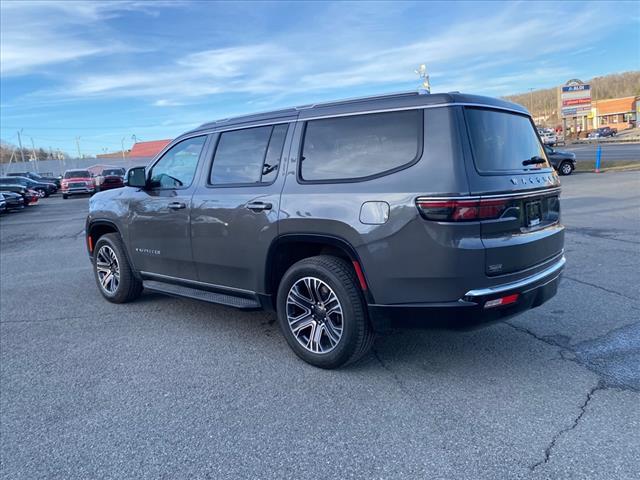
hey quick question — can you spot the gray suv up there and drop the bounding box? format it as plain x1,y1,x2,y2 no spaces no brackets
86,92,565,368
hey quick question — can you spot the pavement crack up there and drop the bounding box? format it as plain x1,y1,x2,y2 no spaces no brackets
563,276,637,302
507,321,640,392
372,347,419,404
530,382,606,471
505,322,564,349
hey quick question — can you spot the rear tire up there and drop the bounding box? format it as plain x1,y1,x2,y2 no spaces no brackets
62,194,68,199
93,233,143,303
559,161,573,176
276,255,374,369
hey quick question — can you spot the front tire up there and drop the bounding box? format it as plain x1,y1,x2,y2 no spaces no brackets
93,233,142,303
277,255,374,369
559,161,573,176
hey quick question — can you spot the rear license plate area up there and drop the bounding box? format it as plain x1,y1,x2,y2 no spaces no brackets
525,200,542,227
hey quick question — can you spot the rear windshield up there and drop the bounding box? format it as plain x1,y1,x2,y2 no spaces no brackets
465,108,549,172
64,171,90,178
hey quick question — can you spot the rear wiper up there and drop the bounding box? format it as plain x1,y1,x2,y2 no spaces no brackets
522,156,546,166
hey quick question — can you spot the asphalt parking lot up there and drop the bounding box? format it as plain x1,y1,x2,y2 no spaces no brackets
1,172,639,480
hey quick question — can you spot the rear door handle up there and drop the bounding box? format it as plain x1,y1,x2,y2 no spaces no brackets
167,201,186,210
246,201,272,212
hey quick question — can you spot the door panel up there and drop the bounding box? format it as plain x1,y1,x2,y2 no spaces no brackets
191,121,295,292
128,135,209,280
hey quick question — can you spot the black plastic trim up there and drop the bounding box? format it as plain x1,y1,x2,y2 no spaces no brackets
265,233,376,304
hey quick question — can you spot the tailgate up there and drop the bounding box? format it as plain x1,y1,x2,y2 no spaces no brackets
480,187,563,275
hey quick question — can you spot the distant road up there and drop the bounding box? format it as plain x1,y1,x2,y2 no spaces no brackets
561,142,640,162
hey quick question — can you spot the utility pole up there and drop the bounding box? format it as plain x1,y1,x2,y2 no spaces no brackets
121,137,127,163
75,136,82,159
30,137,39,172
16,129,26,163
529,88,535,118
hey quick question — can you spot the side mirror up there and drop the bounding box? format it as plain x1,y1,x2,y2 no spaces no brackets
126,167,147,188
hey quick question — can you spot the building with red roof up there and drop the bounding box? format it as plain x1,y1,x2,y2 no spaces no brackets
129,139,172,158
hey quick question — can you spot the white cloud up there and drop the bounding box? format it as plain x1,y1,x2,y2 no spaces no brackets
0,1,170,75
153,99,185,107
4,1,636,105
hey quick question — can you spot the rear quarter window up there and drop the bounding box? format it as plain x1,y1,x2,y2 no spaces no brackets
300,110,423,182
465,107,549,173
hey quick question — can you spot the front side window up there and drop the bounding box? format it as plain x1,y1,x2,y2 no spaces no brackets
210,124,288,185
149,136,205,189
300,110,422,182
465,108,549,173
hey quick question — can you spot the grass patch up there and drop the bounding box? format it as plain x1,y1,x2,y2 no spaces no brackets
574,160,640,173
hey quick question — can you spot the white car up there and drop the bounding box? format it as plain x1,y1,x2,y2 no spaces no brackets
539,131,557,145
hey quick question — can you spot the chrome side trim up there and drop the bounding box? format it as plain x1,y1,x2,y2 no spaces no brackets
302,102,528,122
192,102,527,134
464,256,566,298
139,271,255,295
212,118,296,133
417,187,561,202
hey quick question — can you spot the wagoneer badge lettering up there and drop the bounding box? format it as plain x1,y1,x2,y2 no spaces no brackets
135,247,161,256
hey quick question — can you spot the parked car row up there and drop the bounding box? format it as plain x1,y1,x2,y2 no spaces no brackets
0,186,40,214
0,175,57,197
0,173,57,214
1,167,127,215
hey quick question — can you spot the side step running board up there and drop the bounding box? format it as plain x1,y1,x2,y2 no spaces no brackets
143,280,261,309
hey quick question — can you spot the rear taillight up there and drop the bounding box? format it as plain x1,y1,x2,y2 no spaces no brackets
416,198,510,221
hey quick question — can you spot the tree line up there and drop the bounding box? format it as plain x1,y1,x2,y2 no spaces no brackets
0,141,68,164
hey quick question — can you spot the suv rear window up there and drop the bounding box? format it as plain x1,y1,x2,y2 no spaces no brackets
300,110,422,182
465,108,549,173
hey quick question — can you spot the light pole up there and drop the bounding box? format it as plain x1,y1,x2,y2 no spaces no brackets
30,137,39,172
16,129,25,163
75,136,82,159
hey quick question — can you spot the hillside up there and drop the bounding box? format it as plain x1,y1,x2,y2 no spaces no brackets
504,71,639,125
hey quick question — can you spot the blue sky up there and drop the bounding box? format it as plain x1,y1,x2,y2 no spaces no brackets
1,0,638,156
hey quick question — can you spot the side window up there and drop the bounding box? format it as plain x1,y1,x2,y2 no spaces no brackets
149,136,206,189
210,124,289,185
300,110,422,182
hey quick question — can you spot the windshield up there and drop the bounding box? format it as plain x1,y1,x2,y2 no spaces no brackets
465,107,549,172
64,171,90,178
102,169,125,176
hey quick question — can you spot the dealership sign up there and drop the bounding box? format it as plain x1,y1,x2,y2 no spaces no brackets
561,79,591,117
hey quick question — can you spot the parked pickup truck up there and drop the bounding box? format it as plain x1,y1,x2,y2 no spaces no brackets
86,91,565,368
588,127,618,138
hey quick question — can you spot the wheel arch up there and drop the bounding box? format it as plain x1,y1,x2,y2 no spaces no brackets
87,219,122,253
87,219,141,280
264,234,374,308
